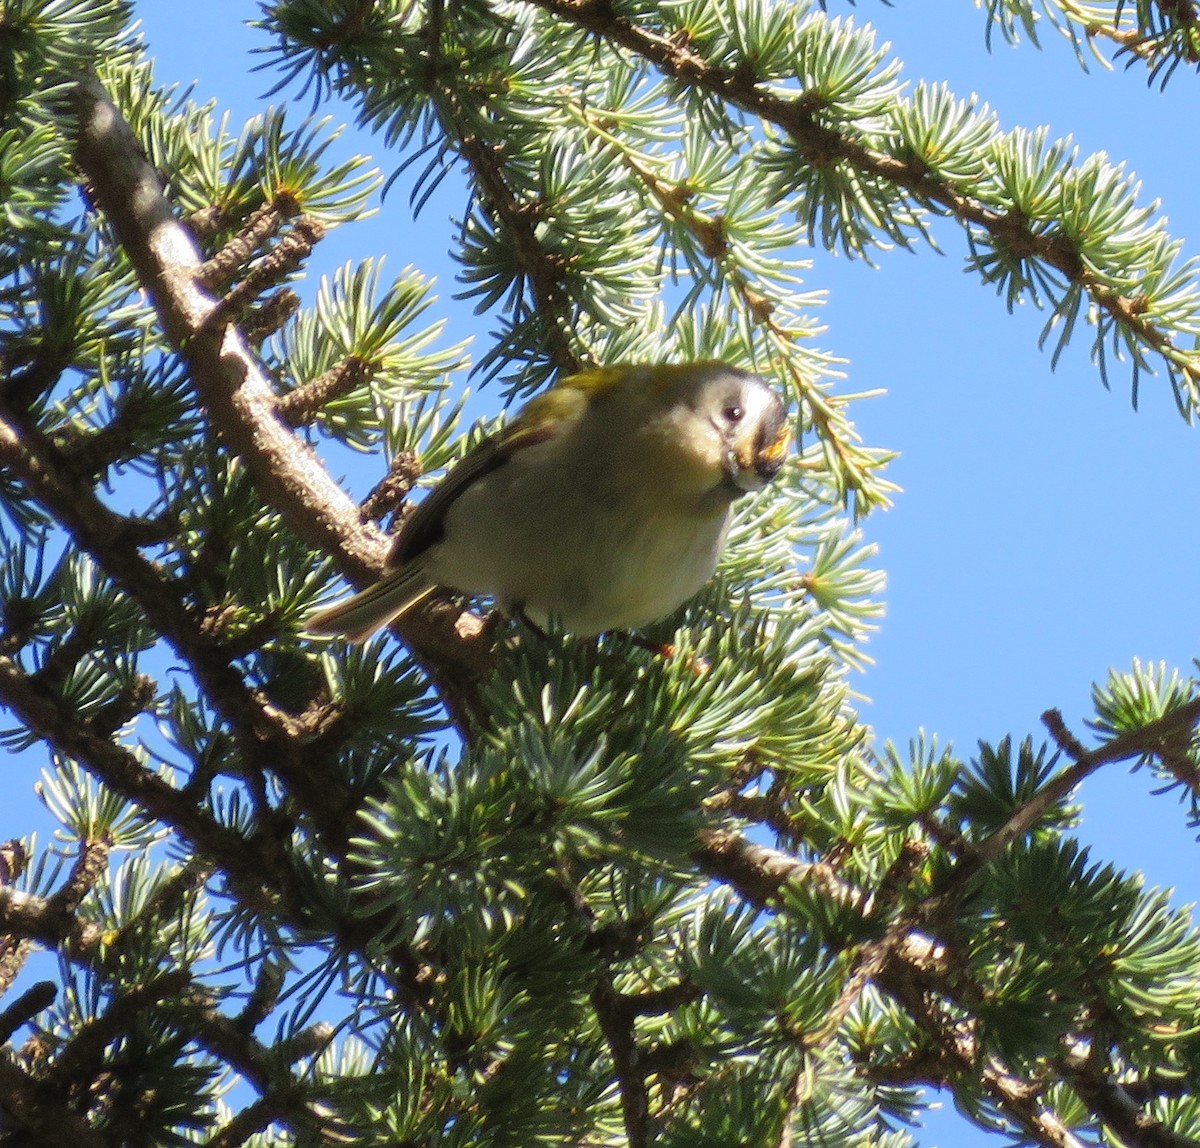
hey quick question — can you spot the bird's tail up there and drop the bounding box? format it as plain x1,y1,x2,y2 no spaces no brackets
305,563,437,643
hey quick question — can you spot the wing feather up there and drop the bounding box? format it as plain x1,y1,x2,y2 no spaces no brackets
388,385,588,567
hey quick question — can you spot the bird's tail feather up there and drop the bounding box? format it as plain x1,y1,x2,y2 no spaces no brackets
305,564,437,643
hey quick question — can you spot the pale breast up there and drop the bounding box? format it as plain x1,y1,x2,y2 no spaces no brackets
425,446,732,634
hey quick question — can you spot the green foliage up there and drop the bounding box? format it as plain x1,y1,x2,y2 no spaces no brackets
980,0,1200,84
1091,659,1200,824
950,735,1076,840
0,0,1198,1146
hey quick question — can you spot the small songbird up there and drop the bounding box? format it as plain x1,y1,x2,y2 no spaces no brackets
306,361,791,642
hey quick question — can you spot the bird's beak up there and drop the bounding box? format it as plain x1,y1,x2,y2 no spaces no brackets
728,397,791,492
752,400,791,481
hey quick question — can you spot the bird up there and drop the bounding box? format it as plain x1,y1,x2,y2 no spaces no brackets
306,360,791,642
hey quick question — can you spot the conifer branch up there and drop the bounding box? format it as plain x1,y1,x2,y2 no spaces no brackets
525,0,1200,400
68,75,493,720
0,1057,109,1148
592,973,654,1148
875,936,1089,1148
0,405,358,838
1063,1052,1200,1148
172,982,335,1135
457,132,584,376
47,970,193,1090
196,195,303,290
240,286,302,345
981,1063,1090,1148
0,643,430,1004
275,353,377,426
0,654,255,870
0,981,57,1046
805,840,928,1050
414,12,584,378
0,865,345,1141
0,886,103,957
1030,0,1200,73
49,838,110,916
24,967,332,1144
204,214,326,329
694,826,859,907
0,843,35,997
693,829,1162,1145
613,979,703,1018
970,696,1200,876
205,1095,304,1148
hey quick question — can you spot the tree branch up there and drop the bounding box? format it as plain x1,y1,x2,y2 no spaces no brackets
0,1057,109,1148
524,0,1200,397
591,973,654,1148
0,981,57,1046
967,697,1200,880
68,74,492,724
693,826,859,908
0,886,104,956
874,937,1090,1148
0,650,306,923
456,131,584,377
1063,1054,1200,1148
692,826,1139,1147
0,406,350,829
1065,0,1200,71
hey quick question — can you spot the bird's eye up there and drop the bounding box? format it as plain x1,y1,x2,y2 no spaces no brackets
722,403,744,424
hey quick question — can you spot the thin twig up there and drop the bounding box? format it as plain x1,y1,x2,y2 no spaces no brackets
0,981,57,1046
971,697,1200,876
591,974,655,1148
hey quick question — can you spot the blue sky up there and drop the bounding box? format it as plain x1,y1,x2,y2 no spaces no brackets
23,3,1200,1144
804,14,1200,1139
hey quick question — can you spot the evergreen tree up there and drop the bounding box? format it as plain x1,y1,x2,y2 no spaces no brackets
1,1,1199,1145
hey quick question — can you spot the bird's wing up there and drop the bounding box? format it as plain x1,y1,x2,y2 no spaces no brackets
388,385,588,568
